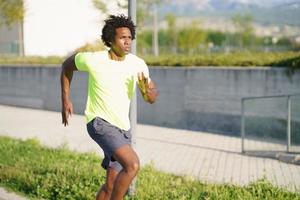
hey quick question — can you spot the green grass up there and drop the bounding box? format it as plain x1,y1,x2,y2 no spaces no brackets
0,51,299,68
0,136,299,200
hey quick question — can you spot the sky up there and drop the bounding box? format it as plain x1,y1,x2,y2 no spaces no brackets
172,0,299,9
23,0,126,56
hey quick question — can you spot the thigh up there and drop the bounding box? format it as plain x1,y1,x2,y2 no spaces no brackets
112,145,139,168
87,117,131,159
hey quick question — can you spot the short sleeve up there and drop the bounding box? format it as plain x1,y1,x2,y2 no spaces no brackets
75,52,91,72
138,59,151,83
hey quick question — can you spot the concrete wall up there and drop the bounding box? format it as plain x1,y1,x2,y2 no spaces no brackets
140,67,300,135
0,65,299,135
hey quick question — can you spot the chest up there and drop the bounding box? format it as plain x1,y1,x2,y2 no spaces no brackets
90,63,137,90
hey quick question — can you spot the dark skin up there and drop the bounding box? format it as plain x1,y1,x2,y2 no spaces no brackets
60,27,158,200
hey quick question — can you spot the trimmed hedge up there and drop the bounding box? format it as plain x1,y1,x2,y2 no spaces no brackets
142,52,300,68
0,51,299,68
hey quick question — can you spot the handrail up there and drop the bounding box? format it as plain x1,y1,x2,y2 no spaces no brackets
242,93,300,101
241,93,300,153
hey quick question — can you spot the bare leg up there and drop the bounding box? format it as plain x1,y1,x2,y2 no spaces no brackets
110,145,140,200
96,167,119,200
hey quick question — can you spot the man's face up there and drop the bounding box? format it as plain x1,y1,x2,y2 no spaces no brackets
111,27,132,56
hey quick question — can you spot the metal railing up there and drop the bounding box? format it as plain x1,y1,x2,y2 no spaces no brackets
241,94,300,153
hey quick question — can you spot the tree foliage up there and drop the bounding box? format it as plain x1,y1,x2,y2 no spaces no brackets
92,0,107,14
0,0,25,27
177,22,206,54
165,13,177,53
92,0,127,16
231,13,254,47
136,0,161,28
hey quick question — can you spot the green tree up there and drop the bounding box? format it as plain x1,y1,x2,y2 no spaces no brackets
136,0,151,29
0,0,25,56
206,31,226,46
137,0,162,56
178,23,206,54
137,30,152,55
92,0,107,14
165,13,177,53
231,13,254,48
92,0,127,17
0,0,25,27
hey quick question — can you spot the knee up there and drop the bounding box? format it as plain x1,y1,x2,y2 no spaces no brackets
132,161,140,173
125,160,140,175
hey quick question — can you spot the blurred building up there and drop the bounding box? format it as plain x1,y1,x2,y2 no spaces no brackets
0,0,106,56
0,22,24,55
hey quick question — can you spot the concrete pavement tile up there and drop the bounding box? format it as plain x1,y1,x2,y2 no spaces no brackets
215,152,228,184
248,156,257,183
239,156,249,185
0,188,27,200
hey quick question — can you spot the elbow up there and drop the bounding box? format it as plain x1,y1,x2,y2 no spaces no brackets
148,99,155,104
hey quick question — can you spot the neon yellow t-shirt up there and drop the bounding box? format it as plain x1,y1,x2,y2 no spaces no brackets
75,50,150,131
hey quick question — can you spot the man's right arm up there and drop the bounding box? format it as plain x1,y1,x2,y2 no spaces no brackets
61,54,78,126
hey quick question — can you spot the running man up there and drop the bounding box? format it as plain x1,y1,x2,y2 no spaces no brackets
60,14,158,200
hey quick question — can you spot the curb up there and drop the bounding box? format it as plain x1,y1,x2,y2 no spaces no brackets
245,151,300,165
277,153,300,165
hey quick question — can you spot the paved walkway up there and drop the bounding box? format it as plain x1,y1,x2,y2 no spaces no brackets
0,105,300,199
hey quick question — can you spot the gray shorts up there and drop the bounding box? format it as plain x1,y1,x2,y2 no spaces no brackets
87,117,131,172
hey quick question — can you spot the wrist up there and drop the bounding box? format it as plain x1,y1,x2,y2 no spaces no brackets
62,98,71,106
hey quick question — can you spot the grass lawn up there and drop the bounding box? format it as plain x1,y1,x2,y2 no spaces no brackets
0,136,299,200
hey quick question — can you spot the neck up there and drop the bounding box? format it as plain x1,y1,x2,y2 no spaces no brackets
109,49,125,61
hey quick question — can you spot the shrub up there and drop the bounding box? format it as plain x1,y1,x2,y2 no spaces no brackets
0,51,299,68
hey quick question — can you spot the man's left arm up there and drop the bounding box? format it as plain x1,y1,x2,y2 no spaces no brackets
137,72,158,104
